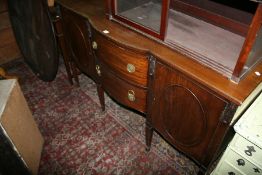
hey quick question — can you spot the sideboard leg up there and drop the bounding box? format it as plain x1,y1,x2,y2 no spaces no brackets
71,62,79,87
63,59,74,85
145,122,153,152
97,84,105,111
197,167,206,175
52,14,74,85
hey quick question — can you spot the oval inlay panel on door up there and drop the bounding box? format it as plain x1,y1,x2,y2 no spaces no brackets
162,84,207,147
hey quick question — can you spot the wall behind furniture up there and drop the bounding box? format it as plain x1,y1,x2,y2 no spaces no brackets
0,0,21,65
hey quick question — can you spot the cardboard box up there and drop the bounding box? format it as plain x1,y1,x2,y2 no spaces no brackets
0,79,44,175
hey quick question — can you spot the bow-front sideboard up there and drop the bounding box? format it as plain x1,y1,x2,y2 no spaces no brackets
53,0,262,174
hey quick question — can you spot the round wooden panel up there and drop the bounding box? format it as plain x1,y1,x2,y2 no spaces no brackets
162,85,207,147
8,0,58,81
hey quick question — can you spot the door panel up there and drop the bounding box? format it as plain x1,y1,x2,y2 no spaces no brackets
61,8,95,78
150,62,228,164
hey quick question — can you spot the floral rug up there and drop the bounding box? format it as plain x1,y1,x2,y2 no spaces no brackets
5,59,198,175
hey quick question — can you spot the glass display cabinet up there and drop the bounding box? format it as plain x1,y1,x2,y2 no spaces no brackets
106,0,262,82
108,0,169,40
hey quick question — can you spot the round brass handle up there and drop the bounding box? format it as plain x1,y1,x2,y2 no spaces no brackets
96,65,101,76
92,41,98,50
127,90,135,102
127,63,135,73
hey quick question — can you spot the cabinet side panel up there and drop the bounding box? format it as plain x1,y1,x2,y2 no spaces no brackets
61,8,96,79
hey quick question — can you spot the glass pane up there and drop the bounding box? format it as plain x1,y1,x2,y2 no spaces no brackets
166,0,248,77
115,0,162,33
241,26,262,77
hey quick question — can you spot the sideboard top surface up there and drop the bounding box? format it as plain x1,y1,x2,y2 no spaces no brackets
56,0,262,105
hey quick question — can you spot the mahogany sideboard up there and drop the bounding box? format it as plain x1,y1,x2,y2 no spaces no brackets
54,0,262,174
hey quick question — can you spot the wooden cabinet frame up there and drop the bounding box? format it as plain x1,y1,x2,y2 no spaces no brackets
106,0,262,82
109,0,169,40
54,1,262,174
145,59,239,174
232,5,262,80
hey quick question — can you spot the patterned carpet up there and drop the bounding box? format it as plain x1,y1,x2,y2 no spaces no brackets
4,59,198,175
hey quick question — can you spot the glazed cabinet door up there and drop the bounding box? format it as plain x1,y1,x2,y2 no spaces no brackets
60,7,96,79
149,61,232,167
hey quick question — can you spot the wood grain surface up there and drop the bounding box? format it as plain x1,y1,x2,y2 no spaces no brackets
56,0,262,105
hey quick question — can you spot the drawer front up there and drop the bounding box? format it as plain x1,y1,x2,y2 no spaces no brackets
226,149,262,175
213,160,243,175
100,66,147,113
230,134,262,168
92,32,148,87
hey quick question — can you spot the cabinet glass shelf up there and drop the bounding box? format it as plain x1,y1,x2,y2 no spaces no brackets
106,0,262,83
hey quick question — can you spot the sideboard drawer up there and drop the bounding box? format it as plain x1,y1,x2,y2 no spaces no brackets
100,65,147,113
213,160,243,175
230,134,262,168
92,32,149,87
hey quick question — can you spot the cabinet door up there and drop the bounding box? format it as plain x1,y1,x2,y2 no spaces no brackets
150,62,230,166
61,8,96,79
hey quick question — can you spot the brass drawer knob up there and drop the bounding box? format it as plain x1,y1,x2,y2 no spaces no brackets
127,63,135,73
127,90,135,102
92,41,98,50
96,65,101,76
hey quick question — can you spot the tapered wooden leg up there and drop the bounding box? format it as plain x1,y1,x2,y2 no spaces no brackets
96,84,105,111
197,168,205,175
64,61,74,85
59,45,73,85
145,122,153,152
71,62,79,87
53,16,74,85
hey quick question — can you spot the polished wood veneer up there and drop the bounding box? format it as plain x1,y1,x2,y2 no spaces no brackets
92,30,149,88
148,61,229,164
55,0,262,174
56,0,262,105
107,0,262,81
100,65,147,113
90,24,149,113
59,8,97,85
